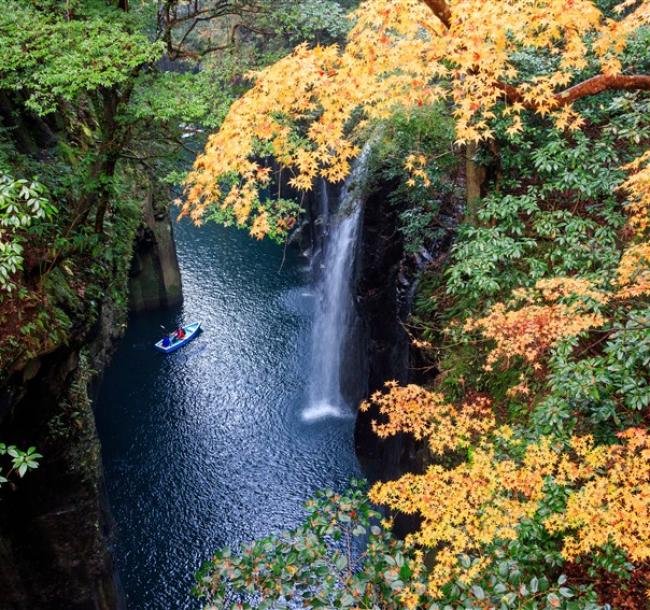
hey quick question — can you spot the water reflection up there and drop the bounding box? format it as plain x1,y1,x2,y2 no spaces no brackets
95,218,360,609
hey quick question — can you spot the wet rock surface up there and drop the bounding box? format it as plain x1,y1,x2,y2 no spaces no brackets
0,300,126,610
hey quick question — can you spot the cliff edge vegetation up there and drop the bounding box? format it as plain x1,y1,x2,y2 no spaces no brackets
0,0,354,484
188,1,650,608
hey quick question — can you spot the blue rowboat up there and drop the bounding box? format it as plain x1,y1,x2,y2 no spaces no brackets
155,322,201,354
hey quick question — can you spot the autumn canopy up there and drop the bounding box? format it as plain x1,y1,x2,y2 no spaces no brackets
183,0,650,236
188,1,650,605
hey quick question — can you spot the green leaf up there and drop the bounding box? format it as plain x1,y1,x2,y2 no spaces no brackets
340,593,356,607
471,585,485,600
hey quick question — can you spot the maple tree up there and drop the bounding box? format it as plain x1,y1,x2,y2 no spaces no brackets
464,278,609,370
190,1,650,607
360,381,494,454
367,396,650,602
184,0,650,236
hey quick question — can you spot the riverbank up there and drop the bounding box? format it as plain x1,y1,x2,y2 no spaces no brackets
0,184,182,609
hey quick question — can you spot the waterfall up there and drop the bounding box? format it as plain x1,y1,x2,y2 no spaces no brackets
318,178,330,238
302,147,371,422
309,179,330,268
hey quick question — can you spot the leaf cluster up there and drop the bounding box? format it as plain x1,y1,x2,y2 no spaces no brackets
0,1,162,115
0,443,42,487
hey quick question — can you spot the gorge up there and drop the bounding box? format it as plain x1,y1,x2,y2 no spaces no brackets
2,1,649,608
95,156,393,608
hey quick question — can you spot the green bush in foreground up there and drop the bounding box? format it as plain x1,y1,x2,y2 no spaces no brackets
195,481,602,610
195,480,424,609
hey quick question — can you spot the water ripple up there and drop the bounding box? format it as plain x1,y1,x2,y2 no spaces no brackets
95,219,360,609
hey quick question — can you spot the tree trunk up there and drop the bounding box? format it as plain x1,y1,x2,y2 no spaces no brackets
465,141,486,225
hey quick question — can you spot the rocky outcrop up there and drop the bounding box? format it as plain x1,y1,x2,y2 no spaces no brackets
353,174,457,490
128,181,183,313
0,299,126,610
353,178,424,486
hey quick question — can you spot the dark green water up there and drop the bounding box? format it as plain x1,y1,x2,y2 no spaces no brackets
95,217,360,609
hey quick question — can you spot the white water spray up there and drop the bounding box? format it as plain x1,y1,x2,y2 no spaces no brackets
302,147,371,422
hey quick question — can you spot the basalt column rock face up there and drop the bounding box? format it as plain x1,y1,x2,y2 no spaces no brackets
352,158,460,535
0,300,126,610
353,178,422,484
128,181,183,313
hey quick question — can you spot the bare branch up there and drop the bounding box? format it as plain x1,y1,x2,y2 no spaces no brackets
420,0,451,28
556,73,650,105
497,74,650,110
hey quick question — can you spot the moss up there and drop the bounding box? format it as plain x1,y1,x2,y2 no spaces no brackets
48,349,94,443
0,168,143,374
367,103,461,255
104,189,142,319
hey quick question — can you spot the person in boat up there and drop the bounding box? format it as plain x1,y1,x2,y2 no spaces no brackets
175,325,186,340
161,331,171,348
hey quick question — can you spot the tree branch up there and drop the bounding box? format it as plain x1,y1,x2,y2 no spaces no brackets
417,1,650,109
556,73,650,105
497,74,650,109
421,0,451,29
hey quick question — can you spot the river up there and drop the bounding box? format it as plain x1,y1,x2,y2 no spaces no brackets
95,216,361,609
